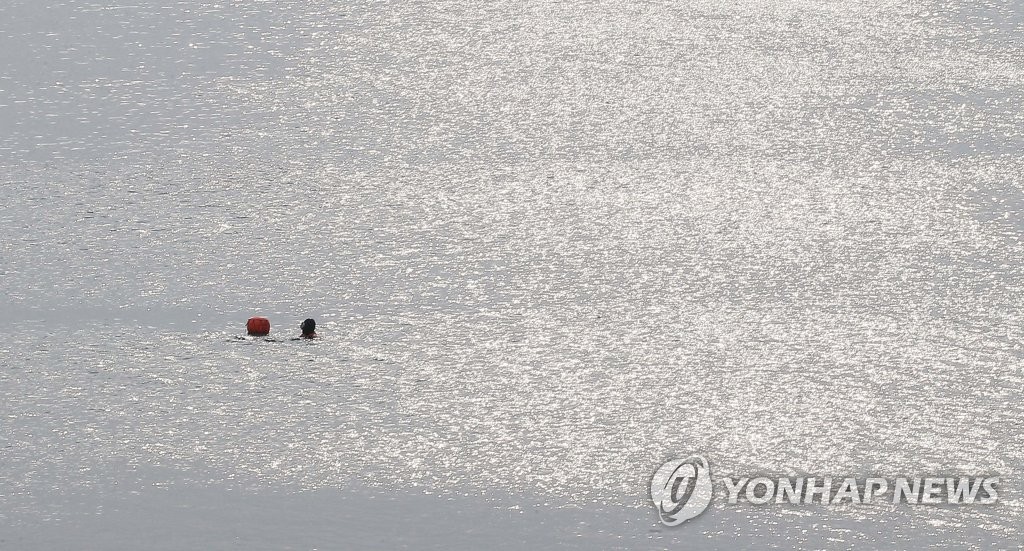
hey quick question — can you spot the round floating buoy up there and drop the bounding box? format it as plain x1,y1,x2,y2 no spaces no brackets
246,316,271,336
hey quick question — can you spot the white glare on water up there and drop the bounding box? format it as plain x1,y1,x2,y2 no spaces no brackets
0,0,1022,547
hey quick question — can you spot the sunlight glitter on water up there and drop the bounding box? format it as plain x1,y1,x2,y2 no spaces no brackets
1,0,1022,547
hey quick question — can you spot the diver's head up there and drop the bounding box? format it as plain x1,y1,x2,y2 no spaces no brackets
300,318,316,336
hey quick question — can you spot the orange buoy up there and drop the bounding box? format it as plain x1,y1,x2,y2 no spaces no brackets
246,316,271,336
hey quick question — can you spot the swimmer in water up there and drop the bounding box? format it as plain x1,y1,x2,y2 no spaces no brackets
299,318,317,339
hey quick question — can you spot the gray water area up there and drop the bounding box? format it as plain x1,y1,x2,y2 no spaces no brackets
1,0,1023,549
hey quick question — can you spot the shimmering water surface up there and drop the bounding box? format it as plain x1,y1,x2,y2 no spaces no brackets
1,1,1022,548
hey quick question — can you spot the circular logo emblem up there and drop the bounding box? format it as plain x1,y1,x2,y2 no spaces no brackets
650,455,713,526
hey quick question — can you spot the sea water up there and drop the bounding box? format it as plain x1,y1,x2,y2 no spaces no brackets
1,1,1022,548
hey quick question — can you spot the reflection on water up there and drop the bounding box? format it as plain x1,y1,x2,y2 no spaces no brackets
1,0,1022,546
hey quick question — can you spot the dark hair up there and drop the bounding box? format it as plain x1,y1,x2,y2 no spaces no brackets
300,318,316,335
